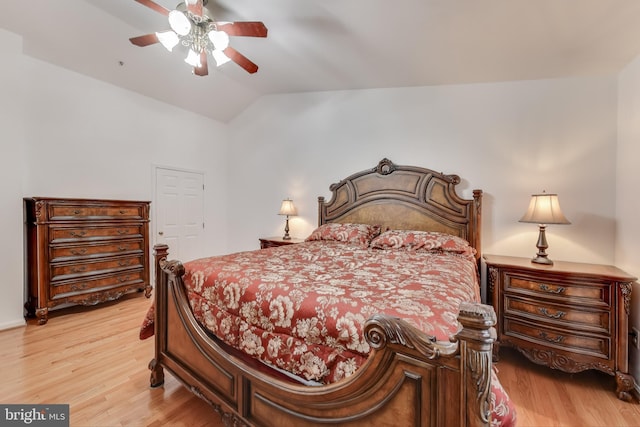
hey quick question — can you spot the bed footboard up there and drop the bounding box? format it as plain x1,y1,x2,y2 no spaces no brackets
150,244,496,427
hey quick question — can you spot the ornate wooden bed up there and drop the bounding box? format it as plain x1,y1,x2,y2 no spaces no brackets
148,158,501,426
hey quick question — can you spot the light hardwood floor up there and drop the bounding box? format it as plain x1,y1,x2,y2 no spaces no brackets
1,293,638,427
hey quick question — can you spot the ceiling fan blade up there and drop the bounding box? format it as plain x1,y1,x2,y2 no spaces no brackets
194,52,208,76
186,0,203,16
129,33,160,47
216,22,268,38
134,0,170,16
223,47,258,74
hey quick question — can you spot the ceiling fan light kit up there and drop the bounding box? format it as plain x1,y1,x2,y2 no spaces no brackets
130,0,267,76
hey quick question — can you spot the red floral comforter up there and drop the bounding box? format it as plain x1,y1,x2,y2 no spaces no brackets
184,240,480,383
142,237,516,426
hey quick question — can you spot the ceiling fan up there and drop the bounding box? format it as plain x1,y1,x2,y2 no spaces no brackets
129,0,268,76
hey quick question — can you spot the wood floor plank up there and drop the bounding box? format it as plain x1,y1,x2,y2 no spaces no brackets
495,347,640,426
0,293,638,426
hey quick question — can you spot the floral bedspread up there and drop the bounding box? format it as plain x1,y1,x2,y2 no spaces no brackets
142,234,516,426
184,240,480,384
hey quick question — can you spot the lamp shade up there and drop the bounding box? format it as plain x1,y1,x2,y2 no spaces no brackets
278,199,297,216
519,193,570,225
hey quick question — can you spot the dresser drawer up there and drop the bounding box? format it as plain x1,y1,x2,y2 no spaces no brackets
504,317,610,360
48,203,146,221
505,275,610,308
50,270,145,299
50,254,144,281
504,296,610,334
50,240,145,262
50,224,144,243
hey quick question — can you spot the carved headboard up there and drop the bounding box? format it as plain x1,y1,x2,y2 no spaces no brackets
318,158,482,261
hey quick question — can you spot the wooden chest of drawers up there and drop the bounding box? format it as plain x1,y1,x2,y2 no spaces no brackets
24,198,151,324
485,254,637,401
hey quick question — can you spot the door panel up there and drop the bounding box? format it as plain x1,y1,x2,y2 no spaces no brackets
155,168,204,262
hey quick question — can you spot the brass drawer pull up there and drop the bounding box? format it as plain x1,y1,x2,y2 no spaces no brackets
118,246,127,251
70,266,87,274
117,229,128,235
73,209,81,215
70,248,88,256
539,283,565,294
69,231,87,238
118,260,130,267
119,209,126,214
539,331,565,343
539,307,566,319
118,276,129,283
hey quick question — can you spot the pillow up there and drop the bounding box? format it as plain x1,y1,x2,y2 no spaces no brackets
305,223,381,248
370,229,475,256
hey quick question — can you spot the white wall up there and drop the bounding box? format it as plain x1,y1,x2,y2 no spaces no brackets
0,29,230,329
0,30,27,329
227,76,619,267
617,54,640,385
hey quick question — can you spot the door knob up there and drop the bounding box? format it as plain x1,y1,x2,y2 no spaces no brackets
158,231,164,236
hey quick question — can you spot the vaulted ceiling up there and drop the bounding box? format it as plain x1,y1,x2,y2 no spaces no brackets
3,0,640,122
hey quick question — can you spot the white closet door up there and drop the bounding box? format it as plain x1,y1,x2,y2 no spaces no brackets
155,167,204,262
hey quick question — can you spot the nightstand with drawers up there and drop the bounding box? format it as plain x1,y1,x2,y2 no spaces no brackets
484,254,637,401
259,236,305,249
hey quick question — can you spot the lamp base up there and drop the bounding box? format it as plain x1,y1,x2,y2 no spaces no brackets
282,217,291,240
531,255,554,265
531,224,554,265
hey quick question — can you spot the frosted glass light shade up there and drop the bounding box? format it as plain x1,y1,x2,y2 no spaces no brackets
212,50,231,66
184,49,201,67
168,10,192,36
208,30,230,50
156,31,180,51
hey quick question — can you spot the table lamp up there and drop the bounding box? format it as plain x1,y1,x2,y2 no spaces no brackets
278,199,297,240
519,191,570,265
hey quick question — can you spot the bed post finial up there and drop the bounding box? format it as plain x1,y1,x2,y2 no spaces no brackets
376,158,396,175
456,302,496,427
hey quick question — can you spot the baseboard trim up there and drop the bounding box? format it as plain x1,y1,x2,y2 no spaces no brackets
0,318,26,331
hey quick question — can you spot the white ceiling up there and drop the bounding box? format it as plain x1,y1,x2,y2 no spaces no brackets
3,0,640,122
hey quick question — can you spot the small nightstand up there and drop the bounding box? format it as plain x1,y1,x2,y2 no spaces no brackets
259,236,305,249
484,254,637,401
